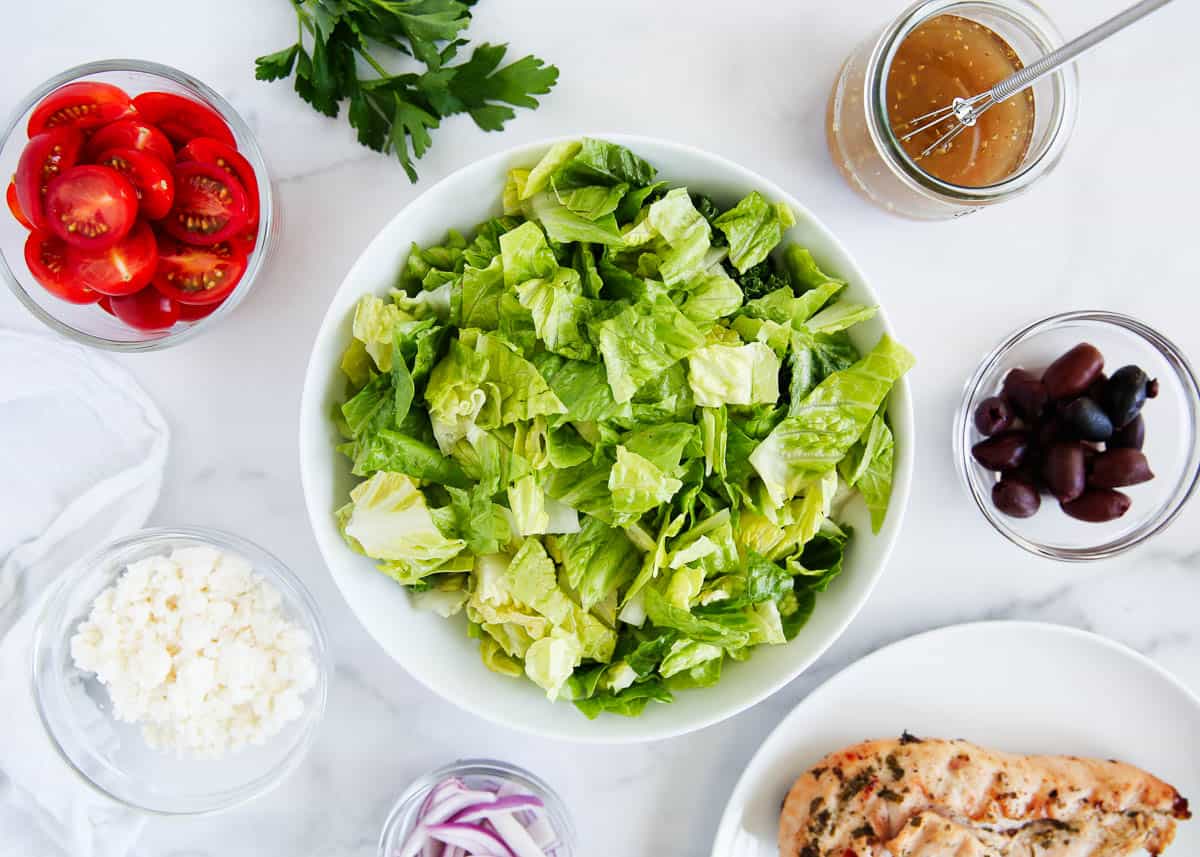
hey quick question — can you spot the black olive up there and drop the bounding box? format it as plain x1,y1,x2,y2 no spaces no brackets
1100,366,1154,429
1059,397,1113,442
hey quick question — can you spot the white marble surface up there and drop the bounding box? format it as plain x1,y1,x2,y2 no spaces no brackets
3,1,1200,855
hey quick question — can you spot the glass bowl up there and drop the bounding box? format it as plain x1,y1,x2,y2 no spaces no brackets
378,759,576,857
0,59,276,351
32,527,329,815
955,311,1200,560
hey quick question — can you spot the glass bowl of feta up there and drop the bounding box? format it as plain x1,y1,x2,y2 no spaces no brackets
31,527,330,814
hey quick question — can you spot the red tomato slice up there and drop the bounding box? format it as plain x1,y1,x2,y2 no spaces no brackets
162,161,248,245
177,137,259,227
14,127,84,229
69,220,158,296
7,181,34,230
131,92,234,146
98,295,115,315
94,148,175,220
177,299,223,321
28,81,134,136
24,230,100,303
44,165,138,250
110,285,180,330
84,119,176,167
153,235,246,305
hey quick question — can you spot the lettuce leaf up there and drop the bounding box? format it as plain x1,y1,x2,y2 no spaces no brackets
593,298,705,403
687,342,781,407
840,412,895,533
713,191,796,274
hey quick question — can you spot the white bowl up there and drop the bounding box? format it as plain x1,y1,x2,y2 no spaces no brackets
299,135,914,742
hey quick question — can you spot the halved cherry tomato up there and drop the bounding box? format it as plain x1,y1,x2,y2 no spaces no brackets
228,225,258,259
84,119,176,167
110,285,179,330
177,298,222,321
44,165,138,250
153,235,246,305
70,220,158,296
162,161,248,245
27,81,134,136
98,295,115,315
7,181,34,230
14,127,84,229
24,230,100,303
131,92,235,146
177,137,258,226
94,148,175,220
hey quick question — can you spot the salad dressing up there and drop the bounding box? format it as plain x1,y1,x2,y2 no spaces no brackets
886,14,1034,187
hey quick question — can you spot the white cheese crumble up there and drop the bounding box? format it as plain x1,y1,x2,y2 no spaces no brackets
70,545,318,759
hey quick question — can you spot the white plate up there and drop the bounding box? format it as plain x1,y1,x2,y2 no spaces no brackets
712,621,1200,856
299,135,913,743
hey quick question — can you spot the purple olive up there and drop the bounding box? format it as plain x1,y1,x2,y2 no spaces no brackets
1061,488,1132,523
1099,365,1156,429
972,431,1029,472
1085,372,1108,402
1110,414,1145,450
1042,343,1104,401
1042,442,1087,503
992,477,1041,518
1059,397,1114,442
1001,368,1047,420
974,396,1014,436
1089,448,1155,488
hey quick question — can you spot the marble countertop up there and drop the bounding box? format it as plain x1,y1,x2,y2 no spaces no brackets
3,1,1199,855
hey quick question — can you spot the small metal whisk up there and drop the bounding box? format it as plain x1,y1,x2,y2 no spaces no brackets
899,0,1175,157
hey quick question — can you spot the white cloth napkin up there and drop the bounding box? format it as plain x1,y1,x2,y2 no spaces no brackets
0,329,168,857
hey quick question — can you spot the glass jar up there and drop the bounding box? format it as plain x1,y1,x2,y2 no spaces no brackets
826,0,1078,220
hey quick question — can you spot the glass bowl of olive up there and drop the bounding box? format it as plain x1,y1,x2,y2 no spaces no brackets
955,311,1200,560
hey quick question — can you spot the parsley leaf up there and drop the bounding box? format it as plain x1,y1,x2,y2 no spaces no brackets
257,0,558,181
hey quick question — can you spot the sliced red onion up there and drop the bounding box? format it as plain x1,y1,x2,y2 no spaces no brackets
425,789,499,825
523,813,557,851
427,823,513,857
448,795,545,824
488,813,548,857
441,848,464,857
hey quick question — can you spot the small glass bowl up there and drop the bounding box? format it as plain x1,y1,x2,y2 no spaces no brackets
955,311,1200,560
0,59,276,351
378,760,576,857
32,528,329,815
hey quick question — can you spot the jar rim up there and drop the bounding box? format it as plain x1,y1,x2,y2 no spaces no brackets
863,0,1079,205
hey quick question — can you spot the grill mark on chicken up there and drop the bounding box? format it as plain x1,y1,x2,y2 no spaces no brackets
779,736,1190,857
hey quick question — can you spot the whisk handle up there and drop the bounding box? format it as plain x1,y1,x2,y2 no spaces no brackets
990,0,1175,102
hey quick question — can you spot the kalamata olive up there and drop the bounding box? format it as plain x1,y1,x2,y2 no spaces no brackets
1001,368,1047,419
1061,488,1132,523
1100,365,1155,428
1058,396,1113,441
971,431,1029,471
1042,343,1104,401
992,477,1041,518
1109,413,1145,450
974,396,1013,436
1089,448,1155,488
1085,372,1108,402
1042,442,1087,503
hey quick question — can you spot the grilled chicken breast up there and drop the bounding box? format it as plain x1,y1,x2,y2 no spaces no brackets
779,735,1191,857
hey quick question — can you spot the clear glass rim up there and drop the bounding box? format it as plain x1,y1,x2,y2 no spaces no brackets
953,311,1200,561
378,759,577,857
31,526,330,815
864,0,1079,204
0,59,275,352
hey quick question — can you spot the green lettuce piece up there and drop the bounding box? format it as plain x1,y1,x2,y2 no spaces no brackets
525,633,582,700
687,343,781,407
780,589,816,641
411,586,469,618
463,216,520,269
526,193,625,245
803,301,878,335
621,422,698,475
548,516,641,610
505,538,573,625
472,331,567,424
499,221,557,287
609,446,682,525
352,428,472,488
521,140,582,199
787,329,861,405
503,169,529,215
479,635,524,677
679,266,743,324
542,457,617,524
750,335,914,506
664,565,705,609
553,181,628,220
740,281,842,328
458,257,505,329
614,181,667,224
671,509,739,578
342,374,391,438
645,188,713,285
783,245,845,292
425,339,491,451
731,315,791,354
700,406,727,477
573,680,671,719
593,298,705,403
713,191,796,274
572,243,604,298
840,412,895,533
787,526,849,592
552,138,657,189
643,586,751,647
507,474,549,537
352,295,406,371
532,353,632,424
342,472,466,570
446,485,511,554
659,640,723,678
627,361,696,424
340,338,374,389
621,510,686,610
516,268,596,360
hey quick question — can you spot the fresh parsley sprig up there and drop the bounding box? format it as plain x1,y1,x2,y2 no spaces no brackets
255,0,559,181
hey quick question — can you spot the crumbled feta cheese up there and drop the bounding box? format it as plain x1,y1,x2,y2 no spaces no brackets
70,545,317,759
